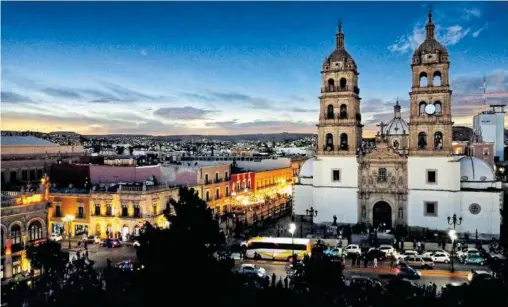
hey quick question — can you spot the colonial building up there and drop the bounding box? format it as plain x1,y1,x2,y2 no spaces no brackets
48,189,91,237
295,13,504,236
1,177,50,280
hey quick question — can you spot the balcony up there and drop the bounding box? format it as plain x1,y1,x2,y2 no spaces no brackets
75,213,86,219
321,85,352,93
214,178,223,183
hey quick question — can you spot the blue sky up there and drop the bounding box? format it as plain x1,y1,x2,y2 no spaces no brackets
2,1,507,136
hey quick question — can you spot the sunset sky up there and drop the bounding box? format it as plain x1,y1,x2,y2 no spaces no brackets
2,1,507,136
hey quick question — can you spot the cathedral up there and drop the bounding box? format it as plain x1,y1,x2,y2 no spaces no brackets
294,12,504,236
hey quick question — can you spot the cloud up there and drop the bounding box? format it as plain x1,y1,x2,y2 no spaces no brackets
153,106,217,120
41,88,82,99
206,119,315,133
388,8,481,54
1,91,33,103
463,8,481,20
181,91,273,109
290,107,318,113
140,49,147,56
472,23,488,38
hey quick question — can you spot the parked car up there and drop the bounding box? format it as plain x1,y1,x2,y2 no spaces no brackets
82,235,101,244
378,245,396,257
431,252,450,263
462,254,486,265
238,264,269,280
456,247,479,258
101,239,121,248
48,233,63,242
488,251,506,261
403,255,434,269
395,265,421,280
396,250,418,261
345,244,361,256
422,249,449,257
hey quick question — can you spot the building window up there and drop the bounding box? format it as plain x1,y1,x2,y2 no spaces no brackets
205,174,209,184
378,168,387,182
483,148,489,156
152,203,157,215
29,170,35,181
216,188,220,199
106,204,112,216
37,169,43,179
248,180,251,188
332,170,341,182
94,204,101,216
426,170,437,184
78,207,84,218
55,205,62,217
225,171,229,180
22,170,28,181
206,191,210,201
10,224,22,245
133,205,141,217
28,221,43,242
424,202,438,217
122,204,128,217
215,173,219,182
225,186,229,197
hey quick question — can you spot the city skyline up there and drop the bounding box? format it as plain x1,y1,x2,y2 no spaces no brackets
2,1,507,137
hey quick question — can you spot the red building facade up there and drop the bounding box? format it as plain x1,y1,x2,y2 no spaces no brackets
229,172,254,194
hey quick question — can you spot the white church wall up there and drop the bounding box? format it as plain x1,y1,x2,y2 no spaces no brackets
407,190,461,230
312,187,358,224
313,156,358,188
407,157,461,191
294,184,314,216
457,191,502,236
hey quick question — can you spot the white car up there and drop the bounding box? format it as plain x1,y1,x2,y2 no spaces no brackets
378,245,396,256
457,247,478,258
238,264,268,279
422,249,449,258
133,240,141,247
431,253,450,263
345,244,361,256
48,234,63,242
396,250,418,260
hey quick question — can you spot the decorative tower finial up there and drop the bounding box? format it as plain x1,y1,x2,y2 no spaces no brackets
336,19,345,50
425,6,435,39
394,98,401,118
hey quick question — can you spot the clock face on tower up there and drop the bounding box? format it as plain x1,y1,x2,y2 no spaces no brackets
425,104,436,115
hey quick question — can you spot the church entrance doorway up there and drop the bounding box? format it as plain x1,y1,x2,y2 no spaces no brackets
373,201,392,229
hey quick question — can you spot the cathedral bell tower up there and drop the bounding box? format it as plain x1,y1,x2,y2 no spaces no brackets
317,21,363,156
408,10,453,156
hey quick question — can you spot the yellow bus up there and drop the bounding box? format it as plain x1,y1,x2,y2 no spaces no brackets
242,237,312,261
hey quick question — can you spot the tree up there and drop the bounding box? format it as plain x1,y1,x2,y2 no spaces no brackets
135,187,230,304
25,240,64,276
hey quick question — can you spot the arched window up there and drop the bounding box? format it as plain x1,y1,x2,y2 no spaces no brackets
434,101,442,115
433,71,442,86
327,79,335,91
434,132,443,150
10,224,22,245
417,132,427,149
419,102,427,115
326,104,334,119
419,72,428,87
28,221,43,242
340,133,348,150
339,104,348,119
325,133,334,151
339,78,347,89
393,140,400,149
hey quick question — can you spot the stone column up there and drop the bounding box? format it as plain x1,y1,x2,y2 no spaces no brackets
3,239,13,279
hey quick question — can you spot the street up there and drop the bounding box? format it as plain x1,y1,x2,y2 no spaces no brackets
70,243,478,288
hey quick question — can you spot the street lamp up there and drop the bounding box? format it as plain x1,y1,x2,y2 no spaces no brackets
448,229,458,273
305,207,318,236
63,214,75,249
289,223,296,260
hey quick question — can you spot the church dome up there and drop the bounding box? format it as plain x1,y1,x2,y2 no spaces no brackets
322,22,357,71
383,99,408,136
299,158,314,178
459,156,495,182
412,11,449,59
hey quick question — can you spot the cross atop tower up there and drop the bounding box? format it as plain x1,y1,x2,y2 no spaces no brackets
377,121,388,136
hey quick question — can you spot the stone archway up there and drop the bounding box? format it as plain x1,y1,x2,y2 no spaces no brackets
372,201,392,229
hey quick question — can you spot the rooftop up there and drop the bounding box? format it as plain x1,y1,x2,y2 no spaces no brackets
1,136,58,146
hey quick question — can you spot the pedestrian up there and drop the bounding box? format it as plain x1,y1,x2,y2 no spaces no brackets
271,273,276,288
351,254,357,267
373,258,378,269
363,256,368,268
390,258,394,269
284,276,288,288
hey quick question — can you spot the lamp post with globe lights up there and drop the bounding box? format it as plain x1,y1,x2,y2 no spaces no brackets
289,223,296,261
447,214,462,273
63,214,75,249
